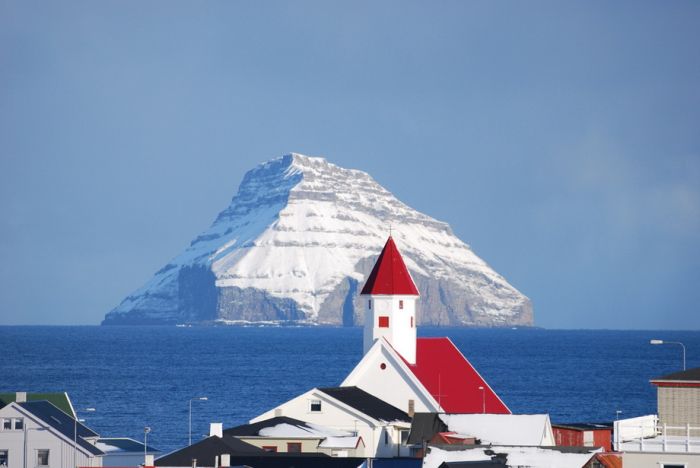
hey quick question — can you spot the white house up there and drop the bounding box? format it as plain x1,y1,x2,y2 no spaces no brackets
343,236,511,416
0,401,103,468
250,386,411,458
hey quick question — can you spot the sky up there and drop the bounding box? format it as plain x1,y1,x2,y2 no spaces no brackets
1,1,698,328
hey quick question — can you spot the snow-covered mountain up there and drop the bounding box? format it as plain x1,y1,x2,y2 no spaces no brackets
103,154,533,326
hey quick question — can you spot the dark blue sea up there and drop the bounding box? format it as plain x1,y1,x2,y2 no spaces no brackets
2,327,698,453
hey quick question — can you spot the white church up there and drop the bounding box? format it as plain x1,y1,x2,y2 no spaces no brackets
248,236,512,457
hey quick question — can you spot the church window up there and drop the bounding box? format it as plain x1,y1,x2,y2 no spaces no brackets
399,300,404,309
378,316,389,328
309,400,322,412
380,363,386,370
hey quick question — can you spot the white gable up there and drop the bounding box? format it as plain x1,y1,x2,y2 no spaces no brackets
439,413,556,446
342,339,440,414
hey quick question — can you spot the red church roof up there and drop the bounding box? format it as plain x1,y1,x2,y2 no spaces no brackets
402,337,511,414
360,236,419,296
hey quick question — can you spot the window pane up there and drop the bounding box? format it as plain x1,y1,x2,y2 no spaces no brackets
38,450,49,466
0,449,8,466
287,442,302,453
2,420,10,430
310,400,322,412
14,419,23,430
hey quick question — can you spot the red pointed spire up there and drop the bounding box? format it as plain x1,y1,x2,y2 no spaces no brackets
360,236,419,296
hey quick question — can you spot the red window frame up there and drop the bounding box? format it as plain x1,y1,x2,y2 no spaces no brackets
378,316,389,328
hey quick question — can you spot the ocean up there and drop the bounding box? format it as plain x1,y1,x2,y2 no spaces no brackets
1,326,698,453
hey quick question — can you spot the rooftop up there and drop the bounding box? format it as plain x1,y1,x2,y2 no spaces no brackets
402,338,510,414
17,401,103,456
0,392,74,418
360,236,419,296
651,366,700,384
319,386,410,423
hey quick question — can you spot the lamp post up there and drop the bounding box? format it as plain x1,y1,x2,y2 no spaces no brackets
650,339,686,370
478,386,485,414
73,408,95,468
188,397,208,445
144,426,151,467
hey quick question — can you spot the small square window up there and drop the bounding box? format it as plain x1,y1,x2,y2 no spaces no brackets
0,449,8,467
14,419,23,430
287,442,302,453
2,420,11,430
310,400,322,412
37,450,49,466
378,316,389,328
399,300,404,309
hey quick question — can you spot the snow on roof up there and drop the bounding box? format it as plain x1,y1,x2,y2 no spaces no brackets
360,236,419,296
423,446,598,468
439,414,553,446
402,338,510,414
258,422,353,439
318,436,364,449
95,437,160,454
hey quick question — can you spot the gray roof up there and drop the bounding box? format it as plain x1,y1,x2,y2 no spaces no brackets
319,386,410,422
653,367,700,382
18,401,103,456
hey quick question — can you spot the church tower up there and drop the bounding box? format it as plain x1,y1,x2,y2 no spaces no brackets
360,236,420,364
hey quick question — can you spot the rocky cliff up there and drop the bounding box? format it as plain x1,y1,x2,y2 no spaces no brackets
103,154,533,326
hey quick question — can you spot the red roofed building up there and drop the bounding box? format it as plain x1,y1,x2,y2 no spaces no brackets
344,236,510,415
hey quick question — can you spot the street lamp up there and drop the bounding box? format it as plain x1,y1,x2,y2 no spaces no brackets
188,397,208,445
73,408,95,468
650,339,686,370
478,386,485,414
144,426,151,467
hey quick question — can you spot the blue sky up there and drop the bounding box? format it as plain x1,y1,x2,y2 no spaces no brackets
1,1,698,328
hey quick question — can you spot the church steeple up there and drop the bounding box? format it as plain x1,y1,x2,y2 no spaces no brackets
360,236,419,364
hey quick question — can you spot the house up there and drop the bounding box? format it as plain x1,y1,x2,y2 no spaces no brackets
224,416,365,457
651,367,700,435
408,413,555,449
612,367,700,467
0,400,103,468
552,423,612,451
341,236,510,416
95,438,161,467
154,433,367,468
250,386,411,457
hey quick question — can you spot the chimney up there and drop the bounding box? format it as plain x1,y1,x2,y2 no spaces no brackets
209,423,223,438
191,459,197,468
16,392,27,403
408,399,415,417
274,408,282,417
220,454,230,467
145,455,154,467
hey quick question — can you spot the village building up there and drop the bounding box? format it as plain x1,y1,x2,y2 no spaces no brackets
342,236,510,416
0,400,103,468
250,386,411,458
613,367,700,467
552,422,613,452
